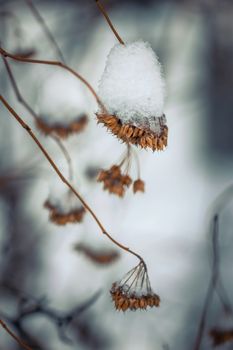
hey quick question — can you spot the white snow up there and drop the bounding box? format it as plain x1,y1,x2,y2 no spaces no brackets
47,187,83,214
37,69,88,125
98,41,165,126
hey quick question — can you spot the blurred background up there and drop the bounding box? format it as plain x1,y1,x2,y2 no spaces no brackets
0,0,233,349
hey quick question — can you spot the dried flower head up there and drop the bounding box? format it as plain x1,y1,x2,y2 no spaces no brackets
74,243,120,265
36,70,89,138
209,328,233,346
97,165,132,197
36,114,88,138
110,262,160,311
97,41,168,151
97,113,168,151
133,179,145,193
44,190,86,225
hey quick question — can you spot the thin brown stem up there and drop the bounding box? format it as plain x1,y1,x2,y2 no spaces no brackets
2,55,74,181
0,95,144,265
2,55,38,119
0,319,32,350
25,0,65,63
0,47,106,113
95,0,125,45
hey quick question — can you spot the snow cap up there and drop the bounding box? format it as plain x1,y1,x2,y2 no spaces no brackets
98,41,165,126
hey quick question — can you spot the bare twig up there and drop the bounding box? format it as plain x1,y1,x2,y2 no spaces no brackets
193,215,219,350
95,0,125,45
0,319,33,350
0,95,145,265
0,47,106,112
2,55,74,181
25,0,65,63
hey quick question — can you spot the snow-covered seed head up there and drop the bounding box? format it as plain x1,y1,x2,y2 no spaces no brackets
44,190,85,225
110,262,160,311
97,165,132,197
97,41,168,151
36,70,88,138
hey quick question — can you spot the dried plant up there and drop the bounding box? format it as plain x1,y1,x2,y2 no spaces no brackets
74,243,120,265
0,3,163,339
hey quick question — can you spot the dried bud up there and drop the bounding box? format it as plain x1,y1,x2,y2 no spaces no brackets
97,165,132,197
133,179,145,193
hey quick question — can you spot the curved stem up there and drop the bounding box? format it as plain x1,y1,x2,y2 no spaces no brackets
0,319,32,350
0,95,144,265
2,55,74,183
0,47,106,113
25,0,65,63
95,0,125,45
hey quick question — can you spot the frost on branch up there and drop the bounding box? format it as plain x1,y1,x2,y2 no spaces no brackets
97,41,168,151
36,70,88,138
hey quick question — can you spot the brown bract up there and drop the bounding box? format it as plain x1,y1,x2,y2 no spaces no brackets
133,179,145,193
44,200,86,225
36,115,88,138
111,283,160,311
74,243,120,265
209,328,233,346
96,113,168,151
97,165,132,197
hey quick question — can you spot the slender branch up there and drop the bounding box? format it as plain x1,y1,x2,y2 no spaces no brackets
2,55,74,181
95,0,125,45
193,215,219,350
25,0,65,63
0,319,32,350
0,47,106,113
0,95,144,264
2,55,38,119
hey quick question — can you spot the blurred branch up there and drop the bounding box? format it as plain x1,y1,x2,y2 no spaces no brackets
0,46,105,111
0,289,101,348
0,319,33,350
25,0,65,63
2,55,74,181
193,215,233,349
0,95,145,265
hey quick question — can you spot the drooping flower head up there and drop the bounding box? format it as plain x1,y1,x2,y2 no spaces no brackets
97,41,167,151
36,70,88,138
44,190,85,226
111,261,160,311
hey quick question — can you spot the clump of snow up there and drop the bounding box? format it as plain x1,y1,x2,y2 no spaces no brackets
98,41,165,126
37,70,88,125
48,189,83,213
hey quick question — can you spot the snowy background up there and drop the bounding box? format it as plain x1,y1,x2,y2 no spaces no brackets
0,0,233,349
